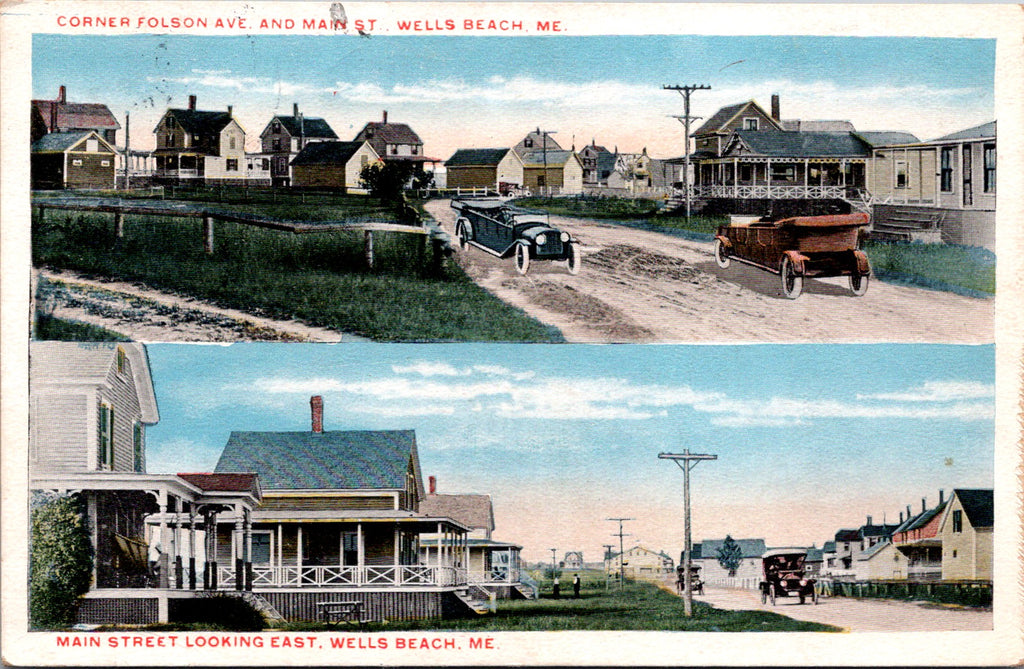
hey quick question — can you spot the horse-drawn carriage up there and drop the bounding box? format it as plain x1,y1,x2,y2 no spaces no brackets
714,213,871,299
676,563,704,595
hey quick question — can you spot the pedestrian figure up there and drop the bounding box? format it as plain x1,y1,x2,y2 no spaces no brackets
573,573,581,599
552,578,561,599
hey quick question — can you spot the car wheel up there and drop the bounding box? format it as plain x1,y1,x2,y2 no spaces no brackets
769,588,777,606
714,238,731,269
515,243,531,275
566,242,581,275
760,588,767,605
457,219,471,250
799,593,806,605
849,273,869,296
812,589,819,605
780,256,803,299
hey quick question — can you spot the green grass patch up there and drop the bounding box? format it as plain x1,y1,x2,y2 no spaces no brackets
33,313,129,341
863,240,995,296
33,210,561,342
277,577,839,632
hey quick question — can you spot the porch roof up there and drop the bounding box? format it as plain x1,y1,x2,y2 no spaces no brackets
420,538,522,550
251,508,470,530
728,130,872,158
30,471,261,509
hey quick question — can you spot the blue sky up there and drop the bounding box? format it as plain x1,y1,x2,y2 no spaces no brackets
145,343,994,562
33,34,994,161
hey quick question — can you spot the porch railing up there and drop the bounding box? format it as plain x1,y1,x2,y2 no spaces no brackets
466,569,520,586
217,565,467,589
692,185,846,199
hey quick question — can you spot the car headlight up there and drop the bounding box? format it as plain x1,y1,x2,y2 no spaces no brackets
560,232,570,242
535,234,547,246
799,579,808,586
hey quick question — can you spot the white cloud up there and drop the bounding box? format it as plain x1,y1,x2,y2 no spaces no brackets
857,381,994,402
391,361,466,377
354,404,456,417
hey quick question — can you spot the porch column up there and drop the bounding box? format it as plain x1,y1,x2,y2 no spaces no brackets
357,523,365,585
394,527,400,565
233,505,243,591
173,498,183,589
87,494,99,587
803,159,809,189
277,523,283,571
243,509,253,591
841,160,846,188
436,522,442,568
297,524,303,573
733,158,738,197
767,159,772,191
187,509,196,590
157,492,170,588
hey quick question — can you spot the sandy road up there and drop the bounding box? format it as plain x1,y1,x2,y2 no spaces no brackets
687,584,992,632
425,200,994,343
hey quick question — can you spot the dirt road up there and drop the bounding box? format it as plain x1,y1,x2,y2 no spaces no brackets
35,269,359,342
425,200,993,343
688,584,992,632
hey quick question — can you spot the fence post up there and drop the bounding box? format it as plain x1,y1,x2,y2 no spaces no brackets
203,215,215,254
431,238,444,277
364,230,374,269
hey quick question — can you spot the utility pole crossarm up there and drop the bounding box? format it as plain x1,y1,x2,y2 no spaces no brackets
662,84,712,221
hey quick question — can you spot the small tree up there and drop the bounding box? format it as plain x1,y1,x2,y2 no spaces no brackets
359,161,417,203
716,535,743,578
30,495,94,629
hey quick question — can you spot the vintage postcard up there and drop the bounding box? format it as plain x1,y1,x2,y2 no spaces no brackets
2,1,1022,666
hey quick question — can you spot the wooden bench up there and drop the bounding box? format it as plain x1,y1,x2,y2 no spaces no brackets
317,601,374,629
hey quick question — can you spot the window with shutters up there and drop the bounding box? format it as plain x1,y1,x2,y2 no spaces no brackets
98,403,114,469
940,146,954,192
983,144,995,193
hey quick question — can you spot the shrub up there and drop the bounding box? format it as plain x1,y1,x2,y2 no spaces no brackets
170,595,266,630
30,495,93,629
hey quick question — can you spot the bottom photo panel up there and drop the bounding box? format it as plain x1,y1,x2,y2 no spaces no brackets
24,341,997,652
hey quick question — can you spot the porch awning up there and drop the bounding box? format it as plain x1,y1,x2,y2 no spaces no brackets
251,509,471,531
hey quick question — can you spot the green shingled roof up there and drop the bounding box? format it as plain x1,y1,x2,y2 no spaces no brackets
214,430,416,490
31,131,93,153
445,148,510,167
165,109,235,134
932,122,996,143
271,115,338,139
730,130,872,158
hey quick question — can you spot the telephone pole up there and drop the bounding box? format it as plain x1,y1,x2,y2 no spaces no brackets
536,127,557,196
602,544,616,589
663,84,711,221
659,449,717,617
606,517,633,588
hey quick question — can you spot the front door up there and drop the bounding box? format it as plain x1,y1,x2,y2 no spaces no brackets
342,531,358,566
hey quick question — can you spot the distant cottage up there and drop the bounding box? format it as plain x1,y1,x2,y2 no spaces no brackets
153,95,246,185
259,103,339,186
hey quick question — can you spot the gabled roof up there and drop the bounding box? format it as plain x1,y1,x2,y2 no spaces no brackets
355,121,423,146
32,99,120,131
693,100,782,136
855,540,891,562
445,148,511,167
30,342,159,423
419,493,495,532
781,119,856,132
834,529,860,542
860,523,900,538
214,429,419,491
932,121,996,143
805,547,824,562
904,501,947,532
953,488,993,529
697,538,767,559
290,140,373,166
265,115,338,139
159,109,236,135
855,131,921,147
517,149,578,168
31,130,112,154
178,472,261,495
728,130,872,158
821,540,836,553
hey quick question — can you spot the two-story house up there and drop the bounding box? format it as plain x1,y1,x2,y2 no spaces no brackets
210,396,479,621
891,492,948,581
606,545,674,580
578,142,617,187
29,343,262,625
418,477,531,600
31,85,120,144
354,111,436,168
259,103,339,186
152,95,246,185
938,489,993,581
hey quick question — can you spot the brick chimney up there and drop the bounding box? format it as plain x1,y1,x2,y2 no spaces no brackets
771,94,780,121
188,94,197,110
906,504,912,519
899,511,904,523
921,497,927,513
382,110,388,124
866,515,873,526
310,395,323,433
293,102,299,117
428,475,436,495
939,489,944,504
58,85,67,104
227,105,233,117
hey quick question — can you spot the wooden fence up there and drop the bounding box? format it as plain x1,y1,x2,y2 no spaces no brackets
32,197,453,274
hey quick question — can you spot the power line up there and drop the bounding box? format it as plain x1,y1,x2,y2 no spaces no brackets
606,517,633,588
659,449,717,617
663,84,711,221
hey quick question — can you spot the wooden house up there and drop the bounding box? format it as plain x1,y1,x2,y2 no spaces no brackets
245,153,273,185
607,545,673,579
289,140,380,190
514,128,562,154
938,489,993,581
32,85,121,144
891,493,948,581
259,104,338,186
31,131,116,190
691,538,766,581
868,122,996,249
152,95,246,185
418,477,532,599
444,148,524,191
29,343,262,625
578,142,616,187
354,111,436,167
210,396,479,620
517,149,584,195
854,540,909,580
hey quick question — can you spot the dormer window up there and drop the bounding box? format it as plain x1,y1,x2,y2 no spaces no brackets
116,346,126,374
524,137,534,148
166,116,175,129
98,403,114,469
743,118,758,131
272,121,281,133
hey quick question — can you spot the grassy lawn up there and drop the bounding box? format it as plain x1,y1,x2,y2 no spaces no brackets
518,196,994,296
33,313,129,341
277,576,839,632
32,205,561,342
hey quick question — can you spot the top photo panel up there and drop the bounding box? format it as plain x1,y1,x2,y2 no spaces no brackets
30,32,996,343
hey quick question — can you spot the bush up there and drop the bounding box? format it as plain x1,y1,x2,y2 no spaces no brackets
170,595,266,630
30,495,93,629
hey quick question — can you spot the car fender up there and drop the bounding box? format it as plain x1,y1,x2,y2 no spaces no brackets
782,250,809,275
714,234,732,250
852,249,871,275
